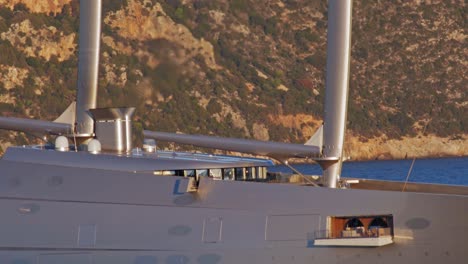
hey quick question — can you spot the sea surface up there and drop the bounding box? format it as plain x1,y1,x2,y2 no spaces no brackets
270,157,468,186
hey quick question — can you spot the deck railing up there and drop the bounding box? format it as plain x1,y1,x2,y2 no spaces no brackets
312,227,392,240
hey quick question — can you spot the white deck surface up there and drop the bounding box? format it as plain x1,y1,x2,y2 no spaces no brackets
314,236,393,247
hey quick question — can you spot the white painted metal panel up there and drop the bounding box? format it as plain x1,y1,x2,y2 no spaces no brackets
37,254,91,264
265,214,320,241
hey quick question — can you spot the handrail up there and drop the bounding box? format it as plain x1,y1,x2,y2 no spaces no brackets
313,227,392,240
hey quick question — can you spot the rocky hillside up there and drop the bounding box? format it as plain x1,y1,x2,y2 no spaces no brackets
0,0,466,160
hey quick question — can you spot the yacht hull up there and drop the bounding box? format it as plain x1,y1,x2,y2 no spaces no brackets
1,160,467,263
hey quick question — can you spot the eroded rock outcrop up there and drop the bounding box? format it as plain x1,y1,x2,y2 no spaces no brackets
1,20,76,62
104,0,218,69
0,0,71,15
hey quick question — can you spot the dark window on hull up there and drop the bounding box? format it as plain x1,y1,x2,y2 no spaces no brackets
344,218,364,229
369,217,389,228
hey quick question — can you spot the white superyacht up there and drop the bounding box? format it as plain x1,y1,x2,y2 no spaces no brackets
0,1,467,263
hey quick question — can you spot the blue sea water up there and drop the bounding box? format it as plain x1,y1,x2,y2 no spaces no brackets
270,157,468,186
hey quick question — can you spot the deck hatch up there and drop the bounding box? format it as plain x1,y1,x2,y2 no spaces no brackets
202,217,223,243
77,224,97,247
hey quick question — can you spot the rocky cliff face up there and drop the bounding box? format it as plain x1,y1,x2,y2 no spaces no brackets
345,134,466,161
0,0,466,160
1,19,76,61
0,0,71,15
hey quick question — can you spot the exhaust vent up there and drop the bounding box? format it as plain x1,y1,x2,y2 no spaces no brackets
89,107,135,153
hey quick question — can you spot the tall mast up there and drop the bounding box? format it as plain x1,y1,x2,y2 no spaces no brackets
321,0,353,188
75,0,102,137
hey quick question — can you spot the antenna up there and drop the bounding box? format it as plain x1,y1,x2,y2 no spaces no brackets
75,0,102,137
320,0,353,188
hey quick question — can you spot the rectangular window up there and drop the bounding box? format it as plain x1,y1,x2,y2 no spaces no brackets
210,169,222,180
197,169,208,177
235,168,245,180
184,170,195,177
246,167,255,180
223,168,235,180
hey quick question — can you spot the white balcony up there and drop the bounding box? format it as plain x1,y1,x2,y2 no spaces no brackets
312,227,394,247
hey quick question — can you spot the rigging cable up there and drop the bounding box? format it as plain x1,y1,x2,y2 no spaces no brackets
280,160,319,187
402,119,430,192
402,159,416,192
72,123,78,152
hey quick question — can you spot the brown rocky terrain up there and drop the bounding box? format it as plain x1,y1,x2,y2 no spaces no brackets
345,134,466,161
1,19,76,61
0,0,71,15
0,0,466,160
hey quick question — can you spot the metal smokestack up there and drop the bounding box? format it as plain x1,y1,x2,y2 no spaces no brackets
321,0,353,188
75,0,102,136
89,108,136,153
